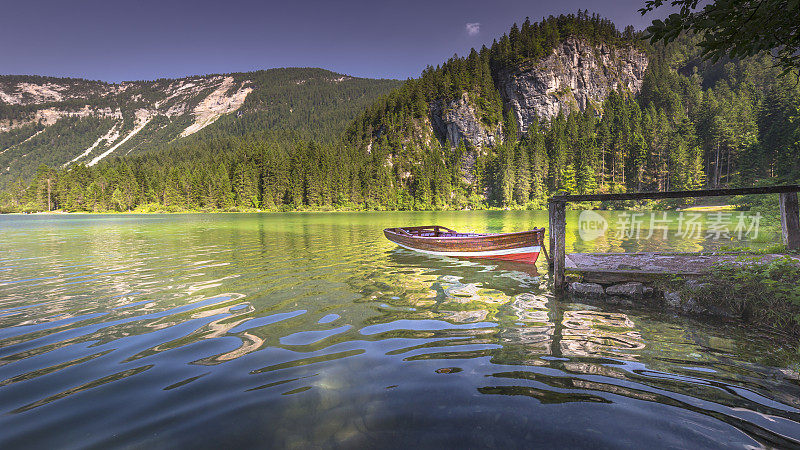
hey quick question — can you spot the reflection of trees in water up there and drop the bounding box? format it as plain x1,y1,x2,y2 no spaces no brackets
486,304,800,447
493,295,645,369
351,250,545,325
3,233,553,381
494,293,555,365
357,250,651,369
630,319,800,412
4,213,799,442
560,310,645,359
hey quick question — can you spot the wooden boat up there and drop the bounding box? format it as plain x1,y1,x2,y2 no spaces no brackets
384,225,545,262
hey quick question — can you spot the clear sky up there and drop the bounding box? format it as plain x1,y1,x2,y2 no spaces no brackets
0,0,671,83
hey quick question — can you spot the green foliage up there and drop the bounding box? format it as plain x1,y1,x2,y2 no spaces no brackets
641,0,800,75
717,243,789,254
345,12,642,150
0,69,402,189
0,117,116,185
2,13,800,213
696,257,800,334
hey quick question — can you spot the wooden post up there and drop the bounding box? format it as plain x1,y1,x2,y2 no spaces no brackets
548,204,555,269
779,192,800,251
549,200,566,290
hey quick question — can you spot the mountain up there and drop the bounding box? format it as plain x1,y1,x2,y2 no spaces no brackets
343,13,655,205
426,36,649,149
2,12,799,213
341,13,798,209
0,69,402,187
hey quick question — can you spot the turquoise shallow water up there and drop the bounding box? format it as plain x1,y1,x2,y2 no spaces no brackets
0,211,798,448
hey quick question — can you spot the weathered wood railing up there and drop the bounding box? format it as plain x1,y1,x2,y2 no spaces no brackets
547,185,800,290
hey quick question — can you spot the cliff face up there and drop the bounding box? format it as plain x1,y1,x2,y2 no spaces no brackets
0,76,252,136
425,38,648,149
430,93,502,149
497,38,648,133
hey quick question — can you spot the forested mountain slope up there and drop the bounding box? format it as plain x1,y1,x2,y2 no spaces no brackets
2,12,799,213
0,69,401,187
339,12,799,209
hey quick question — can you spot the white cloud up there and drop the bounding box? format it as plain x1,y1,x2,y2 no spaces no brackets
466,23,480,36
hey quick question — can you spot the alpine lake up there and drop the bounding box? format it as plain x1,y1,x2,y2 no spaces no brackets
1,211,799,448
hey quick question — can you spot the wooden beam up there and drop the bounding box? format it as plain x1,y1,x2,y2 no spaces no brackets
780,192,800,251
545,185,800,286
550,201,566,290
549,185,800,203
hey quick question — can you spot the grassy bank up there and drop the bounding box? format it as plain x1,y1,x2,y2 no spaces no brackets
681,253,800,336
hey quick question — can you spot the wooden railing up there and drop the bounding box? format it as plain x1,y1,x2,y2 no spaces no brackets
547,185,800,290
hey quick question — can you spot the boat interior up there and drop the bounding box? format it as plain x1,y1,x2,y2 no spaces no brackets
387,225,484,238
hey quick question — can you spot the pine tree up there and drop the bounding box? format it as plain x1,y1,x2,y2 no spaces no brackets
560,163,577,194
513,143,531,205
497,142,515,206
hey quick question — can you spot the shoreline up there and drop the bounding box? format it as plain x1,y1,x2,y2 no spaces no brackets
1,202,741,216
1,208,520,215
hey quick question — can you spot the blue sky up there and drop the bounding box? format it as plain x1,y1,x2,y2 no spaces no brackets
0,0,671,82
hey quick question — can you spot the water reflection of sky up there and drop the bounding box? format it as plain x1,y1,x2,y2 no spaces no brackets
0,212,797,448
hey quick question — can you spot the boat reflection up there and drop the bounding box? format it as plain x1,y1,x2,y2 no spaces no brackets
1,212,799,449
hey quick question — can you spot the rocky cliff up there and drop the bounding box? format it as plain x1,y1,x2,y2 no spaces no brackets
427,38,648,147
430,93,503,149
0,75,251,136
499,38,648,133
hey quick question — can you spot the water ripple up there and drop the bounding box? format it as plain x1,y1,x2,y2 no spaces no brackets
0,212,798,448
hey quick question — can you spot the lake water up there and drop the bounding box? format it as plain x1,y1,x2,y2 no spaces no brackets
1,211,799,448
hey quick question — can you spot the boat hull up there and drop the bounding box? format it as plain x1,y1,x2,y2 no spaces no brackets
384,226,544,263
